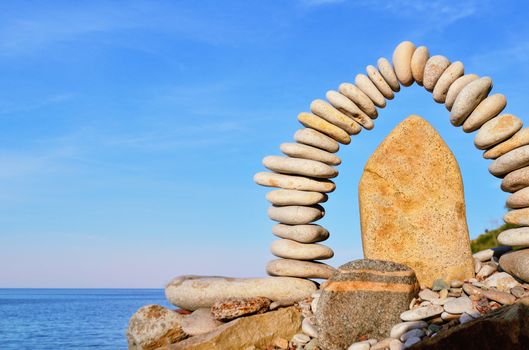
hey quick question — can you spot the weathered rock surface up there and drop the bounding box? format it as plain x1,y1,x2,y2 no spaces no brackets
180,308,222,336
211,297,271,321
316,259,419,350
410,46,429,86
272,223,329,243
393,41,416,86
432,61,464,103
423,55,450,92
450,77,492,126
463,93,507,133
294,128,340,153
484,128,529,159
326,90,374,129
298,112,351,144
483,272,520,292
339,83,378,119
502,166,529,192
266,258,336,279
359,115,474,287
474,114,522,150
500,249,529,283
445,74,479,111
377,57,400,92
165,276,316,310
311,99,362,135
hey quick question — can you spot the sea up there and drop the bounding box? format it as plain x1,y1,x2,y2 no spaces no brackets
0,288,170,349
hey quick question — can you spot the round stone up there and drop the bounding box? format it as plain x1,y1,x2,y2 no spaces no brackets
483,272,520,292
498,227,529,246
400,305,443,321
268,205,324,225
298,112,351,144
445,74,480,111
311,99,362,135
281,142,341,166
462,93,507,133
326,91,374,130
499,249,529,283
419,289,439,301
266,189,327,206
410,46,429,86
366,65,394,99
302,317,318,338
272,223,329,243
263,156,338,179
423,55,450,92
254,172,336,193
294,128,340,153
505,208,529,226
507,186,529,207
377,57,400,92
338,83,378,119
393,41,416,86
390,321,428,339
270,239,334,260
355,73,386,108
443,296,473,314
484,128,529,159
432,61,464,103
489,145,529,178
450,77,493,126
474,114,523,150
267,258,336,279
502,166,529,192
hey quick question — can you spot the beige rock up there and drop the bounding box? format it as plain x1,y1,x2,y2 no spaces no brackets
267,258,336,279
270,239,334,260
489,145,529,178
450,77,492,126
280,142,341,165
423,55,450,92
445,74,479,111
473,247,512,262
484,272,521,292
377,57,400,92
359,115,474,288
338,83,378,119
390,321,428,339
254,172,335,193
432,61,464,103
211,297,271,321
268,205,324,225
272,223,329,243
165,276,317,311
262,156,338,179
294,128,339,153
502,166,529,192
325,91,374,129
499,249,529,283
504,208,529,226
393,41,416,86
474,114,523,150
462,94,507,133
181,308,223,336
167,307,302,350
355,74,386,108
367,65,394,99
310,99,362,135
498,227,529,246
507,187,529,208
298,112,351,144
127,304,187,350
266,189,327,206
400,305,444,321
484,128,529,159
410,46,429,86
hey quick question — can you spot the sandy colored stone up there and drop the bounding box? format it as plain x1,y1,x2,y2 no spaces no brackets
484,272,520,292
498,227,529,246
272,223,329,243
127,304,188,350
484,128,529,159
180,308,222,336
502,166,529,192
410,46,429,86
326,91,374,129
445,74,479,111
359,115,474,288
473,246,512,262
262,156,338,179
298,112,351,144
355,73,386,108
268,204,324,224
366,65,394,99
310,99,362,135
393,41,416,86
400,305,444,321
254,172,335,192
280,142,341,165
450,77,493,126
211,297,271,321
266,189,327,206
165,306,302,350
270,239,334,260
294,128,339,153
500,249,529,283
489,145,529,178
165,276,316,311
423,55,450,92
432,61,464,103
505,208,529,226
463,93,507,133
338,83,378,119
474,114,523,150
267,258,336,279
377,57,400,92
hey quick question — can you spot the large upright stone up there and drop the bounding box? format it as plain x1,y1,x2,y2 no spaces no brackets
359,115,474,288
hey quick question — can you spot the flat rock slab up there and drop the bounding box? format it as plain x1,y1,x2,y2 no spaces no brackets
359,115,474,288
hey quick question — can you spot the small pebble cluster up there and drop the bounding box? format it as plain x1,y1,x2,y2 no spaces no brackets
254,40,529,282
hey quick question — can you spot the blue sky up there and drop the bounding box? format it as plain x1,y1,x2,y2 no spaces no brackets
1,0,529,287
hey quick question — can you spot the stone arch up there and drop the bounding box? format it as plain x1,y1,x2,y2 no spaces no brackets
254,40,529,282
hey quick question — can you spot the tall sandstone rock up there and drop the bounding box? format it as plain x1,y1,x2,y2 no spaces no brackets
359,115,474,287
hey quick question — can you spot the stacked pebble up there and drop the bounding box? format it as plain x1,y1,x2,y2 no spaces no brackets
255,39,527,281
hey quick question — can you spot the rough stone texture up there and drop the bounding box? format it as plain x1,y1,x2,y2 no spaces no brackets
270,239,334,260
393,41,416,86
444,74,479,111
359,115,474,288
377,57,400,92
450,77,493,126
163,306,302,350
211,297,271,321
165,276,316,311
338,83,378,119
474,114,523,150
263,155,338,179
316,259,419,350
507,188,529,208
500,249,529,283
423,55,450,92
311,99,362,135
266,189,327,206
280,142,341,166
410,46,429,86
366,65,394,99
127,304,188,350
266,258,336,279
463,93,507,133
502,166,529,192
298,112,351,144
268,204,324,225
254,172,336,193
355,73,386,108
484,128,529,160
499,227,529,247
504,207,529,226
271,223,329,243
294,128,340,153
432,61,464,103
326,90,374,129
409,298,529,350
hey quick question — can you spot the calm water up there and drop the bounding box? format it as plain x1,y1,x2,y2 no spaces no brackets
0,288,170,349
